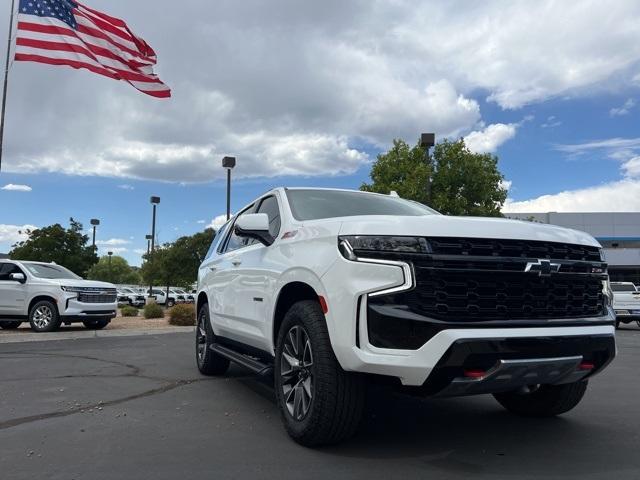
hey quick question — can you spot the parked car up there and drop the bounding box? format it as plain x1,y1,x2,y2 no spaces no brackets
147,288,177,307
195,187,616,446
117,287,146,308
168,289,187,304
173,288,194,303
0,260,117,332
611,281,640,328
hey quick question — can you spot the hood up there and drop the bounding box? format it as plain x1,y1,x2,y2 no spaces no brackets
337,215,600,247
40,278,116,289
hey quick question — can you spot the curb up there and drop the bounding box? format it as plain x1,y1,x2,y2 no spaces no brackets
0,326,195,344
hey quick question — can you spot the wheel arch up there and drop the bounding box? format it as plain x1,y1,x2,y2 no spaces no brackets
28,295,60,316
196,291,208,313
272,281,322,348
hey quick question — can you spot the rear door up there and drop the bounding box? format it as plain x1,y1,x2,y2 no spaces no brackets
0,263,27,316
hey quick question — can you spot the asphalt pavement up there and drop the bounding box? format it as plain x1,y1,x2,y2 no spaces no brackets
1,326,639,480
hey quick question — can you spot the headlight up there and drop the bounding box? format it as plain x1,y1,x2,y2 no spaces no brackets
339,235,431,260
60,286,83,293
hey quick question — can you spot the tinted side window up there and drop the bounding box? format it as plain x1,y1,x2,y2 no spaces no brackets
223,206,256,253
205,222,229,260
256,196,281,237
0,263,22,281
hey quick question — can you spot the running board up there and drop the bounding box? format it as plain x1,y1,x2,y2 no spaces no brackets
210,343,273,376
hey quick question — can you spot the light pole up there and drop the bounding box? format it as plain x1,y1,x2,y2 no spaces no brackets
107,251,113,283
222,156,236,220
145,234,153,255
90,218,100,251
420,133,435,205
149,196,160,302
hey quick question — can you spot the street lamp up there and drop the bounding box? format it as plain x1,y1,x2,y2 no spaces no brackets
145,234,153,255
222,156,236,220
420,133,435,204
149,196,160,302
107,251,113,283
90,218,100,250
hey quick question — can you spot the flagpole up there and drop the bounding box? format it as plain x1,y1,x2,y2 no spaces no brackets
0,0,16,174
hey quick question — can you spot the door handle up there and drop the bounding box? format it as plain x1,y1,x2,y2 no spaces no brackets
232,260,242,267
209,266,217,272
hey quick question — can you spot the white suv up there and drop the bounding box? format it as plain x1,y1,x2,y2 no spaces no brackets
0,260,117,332
195,188,616,446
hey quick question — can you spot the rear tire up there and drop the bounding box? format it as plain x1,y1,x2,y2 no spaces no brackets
83,319,110,330
0,321,22,329
29,300,61,332
274,300,365,447
196,303,229,375
494,380,588,417
167,299,176,308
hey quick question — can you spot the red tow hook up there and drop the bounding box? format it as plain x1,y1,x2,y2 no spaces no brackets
579,362,595,371
463,369,486,379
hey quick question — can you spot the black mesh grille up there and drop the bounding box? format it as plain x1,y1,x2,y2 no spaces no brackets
364,237,606,322
428,237,601,262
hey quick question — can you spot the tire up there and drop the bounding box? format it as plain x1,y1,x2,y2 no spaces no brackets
83,319,110,330
196,303,229,375
0,321,22,329
493,380,588,417
167,298,176,308
274,300,365,447
28,300,61,332
636,321,640,328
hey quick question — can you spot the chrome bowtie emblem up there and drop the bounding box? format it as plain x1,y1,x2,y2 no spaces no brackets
524,259,561,276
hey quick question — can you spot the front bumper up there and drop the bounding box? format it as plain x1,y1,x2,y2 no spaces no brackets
61,296,117,320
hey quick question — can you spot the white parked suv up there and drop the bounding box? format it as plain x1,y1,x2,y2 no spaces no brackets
195,188,616,446
0,260,117,332
610,281,640,327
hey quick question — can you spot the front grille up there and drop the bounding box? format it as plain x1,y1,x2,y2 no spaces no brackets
428,237,601,262
76,288,117,304
364,237,607,322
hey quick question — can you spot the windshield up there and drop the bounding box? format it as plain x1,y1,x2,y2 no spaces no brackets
611,283,637,292
122,288,135,294
23,263,81,280
286,189,438,221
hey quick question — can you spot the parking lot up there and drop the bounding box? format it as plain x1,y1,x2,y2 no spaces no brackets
1,326,639,480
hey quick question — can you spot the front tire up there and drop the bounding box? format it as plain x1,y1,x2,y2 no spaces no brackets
274,300,365,447
83,319,110,330
494,380,588,417
29,300,61,332
0,321,22,329
196,303,229,375
167,298,176,308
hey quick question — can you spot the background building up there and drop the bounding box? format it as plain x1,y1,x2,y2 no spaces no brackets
507,212,640,285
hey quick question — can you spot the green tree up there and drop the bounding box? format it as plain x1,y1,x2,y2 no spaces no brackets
361,138,507,216
86,255,142,284
10,218,98,276
140,228,216,294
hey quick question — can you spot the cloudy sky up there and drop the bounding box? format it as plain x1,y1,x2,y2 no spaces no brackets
1,0,640,265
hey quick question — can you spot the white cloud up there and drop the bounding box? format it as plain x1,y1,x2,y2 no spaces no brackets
464,123,517,154
3,1,639,182
96,238,130,246
0,224,37,245
133,248,147,255
196,220,206,224
541,116,562,128
208,214,228,230
622,156,640,177
609,98,636,116
500,180,513,191
100,247,128,255
556,137,640,155
1,184,32,192
117,184,135,190
503,179,640,212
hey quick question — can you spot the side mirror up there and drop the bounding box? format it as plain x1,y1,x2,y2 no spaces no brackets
10,272,26,283
235,213,274,246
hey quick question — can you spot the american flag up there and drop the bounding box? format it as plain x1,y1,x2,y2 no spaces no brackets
14,0,171,98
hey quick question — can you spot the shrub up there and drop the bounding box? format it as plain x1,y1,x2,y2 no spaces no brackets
143,302,165,319
168,303,196,326
120,305,139,317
